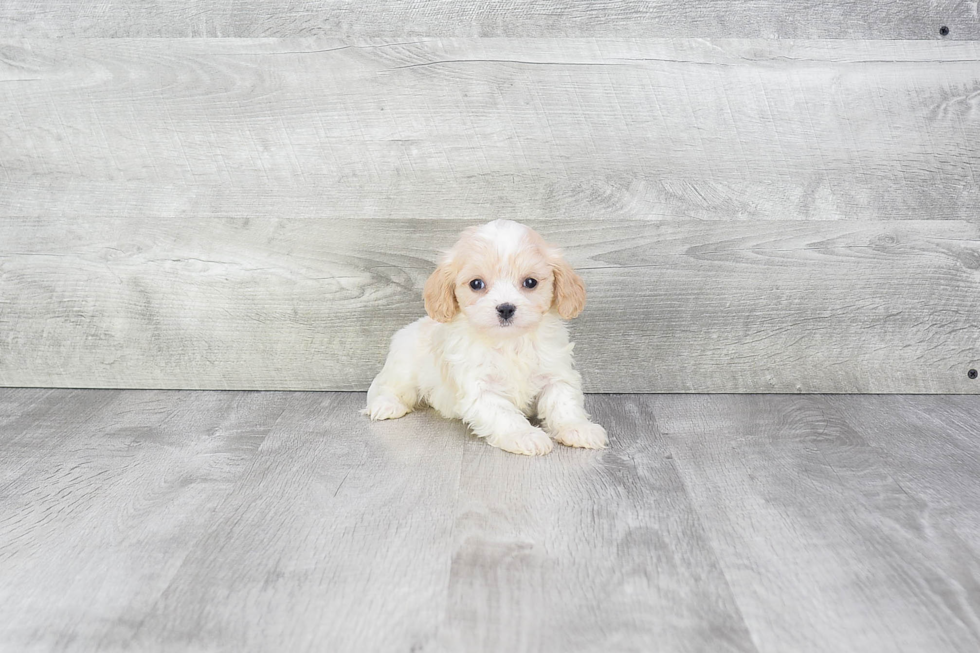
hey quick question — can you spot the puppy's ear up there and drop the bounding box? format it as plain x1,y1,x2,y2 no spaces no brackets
424,258,459,323
551,252,586,319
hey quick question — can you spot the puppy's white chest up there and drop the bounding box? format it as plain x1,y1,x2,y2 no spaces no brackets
482,340,546,410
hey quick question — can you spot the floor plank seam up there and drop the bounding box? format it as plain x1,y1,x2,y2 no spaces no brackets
650,405,764,653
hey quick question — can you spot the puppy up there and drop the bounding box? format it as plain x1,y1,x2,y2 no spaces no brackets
362,219,607,455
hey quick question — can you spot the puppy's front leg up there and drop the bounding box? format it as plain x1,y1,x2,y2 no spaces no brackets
460,394,554,456
537,382,608,449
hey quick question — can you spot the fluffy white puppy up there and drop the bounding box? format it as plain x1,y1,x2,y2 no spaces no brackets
362,219,607,455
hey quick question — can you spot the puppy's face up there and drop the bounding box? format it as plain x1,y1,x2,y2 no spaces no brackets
424,220,586,335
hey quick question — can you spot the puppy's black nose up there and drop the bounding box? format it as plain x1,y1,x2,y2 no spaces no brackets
496,303,516,321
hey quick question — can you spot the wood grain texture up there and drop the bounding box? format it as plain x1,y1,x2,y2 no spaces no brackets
829,395,980,643
0,389,287,651
2,216,978,393
3,390,980,651
3,38,979,392
2,39,980,222
1,1,977,39
128,393,467,651
652,394,980,652
433,395,756,652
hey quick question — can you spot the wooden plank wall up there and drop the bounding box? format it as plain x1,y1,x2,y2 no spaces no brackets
1,7,978,392
2,2,979,39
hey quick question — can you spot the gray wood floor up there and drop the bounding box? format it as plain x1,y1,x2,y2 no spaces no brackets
1,390,979,652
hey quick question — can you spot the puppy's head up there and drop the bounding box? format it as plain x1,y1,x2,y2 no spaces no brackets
423,220,586,334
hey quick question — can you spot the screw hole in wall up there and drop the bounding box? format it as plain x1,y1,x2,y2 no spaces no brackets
969,369,978,380
940,26,950,36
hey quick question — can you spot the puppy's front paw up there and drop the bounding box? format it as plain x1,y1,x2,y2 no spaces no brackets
553,421,608,450
488,426,554,456
362,395,412,421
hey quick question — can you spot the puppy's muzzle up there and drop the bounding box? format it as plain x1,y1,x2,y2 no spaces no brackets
496,303,516,323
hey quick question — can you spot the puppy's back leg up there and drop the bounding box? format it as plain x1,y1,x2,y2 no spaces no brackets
362,322,421,420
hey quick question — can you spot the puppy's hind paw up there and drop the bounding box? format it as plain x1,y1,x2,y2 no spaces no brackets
554,421,608,450
488,426,554,456
362,395,412,421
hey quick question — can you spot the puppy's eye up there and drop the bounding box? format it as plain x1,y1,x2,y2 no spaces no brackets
522,278,538,289
469,279,486,291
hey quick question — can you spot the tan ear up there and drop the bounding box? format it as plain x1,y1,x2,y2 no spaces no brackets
423,259,459,323
552,255,586,319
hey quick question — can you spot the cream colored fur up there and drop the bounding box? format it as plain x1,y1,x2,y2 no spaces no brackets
362,219,607,456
